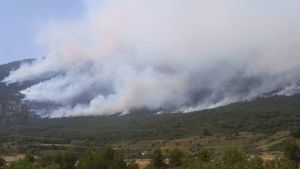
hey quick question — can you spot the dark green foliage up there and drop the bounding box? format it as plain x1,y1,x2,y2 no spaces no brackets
75,150,101,169
8,159,35,169
168,148,185,167
24,151,35,163
290,131,300,138
44,164,61,169
38,152,62,167
283,138,300,162
247,156,264,169
127,161,139,169
0,156,5,168
62,148,77,169
7,146,127,169
283,138,300,168
149,148,165,169
111,151,127,169
37,148,77,169
76,146,127,169
221,148,246,166
196,149,213,162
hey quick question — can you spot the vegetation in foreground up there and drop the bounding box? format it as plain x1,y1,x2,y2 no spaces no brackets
1,138,300,169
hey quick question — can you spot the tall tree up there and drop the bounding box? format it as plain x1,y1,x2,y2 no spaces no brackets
284,138,300,168
150,148,165,169
0,156,5,169
168,148,185,167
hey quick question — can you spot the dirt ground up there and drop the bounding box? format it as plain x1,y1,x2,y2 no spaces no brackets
128,159,150,169
2,154,25,163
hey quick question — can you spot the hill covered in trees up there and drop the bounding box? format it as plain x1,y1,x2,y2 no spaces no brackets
1,59,300,169
10,93,300,141
0,59,300,146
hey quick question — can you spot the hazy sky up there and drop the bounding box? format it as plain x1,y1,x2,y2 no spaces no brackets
0,0,84,64
4,0,300,117
0,0,298,65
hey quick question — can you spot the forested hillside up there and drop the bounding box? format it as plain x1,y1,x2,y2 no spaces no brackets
9,94,299,142
0,60,300,141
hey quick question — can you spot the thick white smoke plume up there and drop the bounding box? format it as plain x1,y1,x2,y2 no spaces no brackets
4,0,300,117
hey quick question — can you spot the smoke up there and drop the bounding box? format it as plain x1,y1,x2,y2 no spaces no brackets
4,0,300,117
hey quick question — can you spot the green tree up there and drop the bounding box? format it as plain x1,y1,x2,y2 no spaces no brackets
38,153,56,167
44,163,61,169
76,150,105,169
62,148,77,169
221,148,247,169
76,146,127,169
127,161,139,169
150,148,165,169
0,156,5,169
196,149,213,162
8,159,34,169
283,138,300,168
38,152,63,168
24,151,35,163
248,156,264,169
111,151,127,169
168,148,185,168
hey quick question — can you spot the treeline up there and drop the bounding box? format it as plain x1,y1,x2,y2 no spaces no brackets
1,138,300,169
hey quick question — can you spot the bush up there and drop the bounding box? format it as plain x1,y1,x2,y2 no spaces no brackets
8,159,35,169
196,149,213,162
149,148,165,169
44,164,61,169
127,161,139,169
0,156,5,169
283,138,300,162
76,146,127,169
168,148,185,167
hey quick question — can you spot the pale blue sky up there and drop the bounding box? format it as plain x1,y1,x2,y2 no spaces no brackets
0,0,85,64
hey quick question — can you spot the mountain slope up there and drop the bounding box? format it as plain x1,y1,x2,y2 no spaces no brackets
0,59,37,125
0,59,34,80
0,60,300,142
19,94,299,141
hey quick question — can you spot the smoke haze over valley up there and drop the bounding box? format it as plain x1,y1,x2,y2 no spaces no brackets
3,0,300,117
